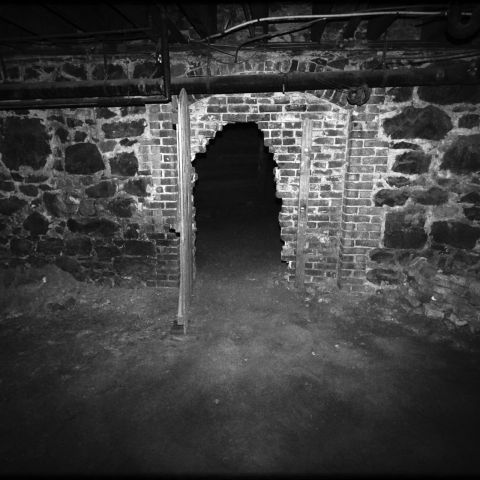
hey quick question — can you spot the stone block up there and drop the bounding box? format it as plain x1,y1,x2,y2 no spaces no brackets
95,244,122,259
102,120,146,139
373,189,409,207
23,212,49,235
441,135,480,174
85,180,117,198
97,141,117,154
460,191,480,204
120,138,137,147
418,85,480,105
74,131,88,142
464,206,480,221
120,106,145,116
37,237,64,255
19,184,39,197
431,221,480,250
43,191,68,217
383,106,452,140
10,237,33,255
110,152,139,176
386,176,411,188
26,174,49,183
95,107,116,119
384,211,427,249
108,196,136,217
369,248,396,264
66,118,83,128
55,127,69,143
412,187,448,205
459,114,480,129
0,196,27,215
65,236,92,255
387,86,413,102
78,198,96,216
65,143,105,174
67,217,119,236
0,181,15,192
392,151,431,174
391,141,421,150
0,117,51,170
366,268,403,285
123,177,150,196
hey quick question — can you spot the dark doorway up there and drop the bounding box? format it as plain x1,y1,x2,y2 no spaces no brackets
193,123,282,277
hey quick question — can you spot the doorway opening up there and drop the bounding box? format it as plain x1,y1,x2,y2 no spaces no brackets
192,122,283,277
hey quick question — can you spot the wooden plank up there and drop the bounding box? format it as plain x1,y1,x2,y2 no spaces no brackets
176,88,194,329
295,118,312,290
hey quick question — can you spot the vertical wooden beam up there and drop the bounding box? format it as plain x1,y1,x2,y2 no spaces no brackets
337,109,353,288
176,88,193,331
295,118,313,290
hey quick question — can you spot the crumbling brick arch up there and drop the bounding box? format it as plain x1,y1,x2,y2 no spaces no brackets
188,91,353,287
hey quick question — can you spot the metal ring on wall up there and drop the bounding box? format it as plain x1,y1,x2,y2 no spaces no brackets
346,84,371,106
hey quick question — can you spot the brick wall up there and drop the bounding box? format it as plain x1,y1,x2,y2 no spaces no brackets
188,89,388,292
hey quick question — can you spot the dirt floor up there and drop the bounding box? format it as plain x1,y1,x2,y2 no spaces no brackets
1,202,480,476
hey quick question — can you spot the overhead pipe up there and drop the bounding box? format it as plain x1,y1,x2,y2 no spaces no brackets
0,60,478,109
171,61,480,95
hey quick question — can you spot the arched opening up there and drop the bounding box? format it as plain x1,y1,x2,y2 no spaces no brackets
192,122,283,277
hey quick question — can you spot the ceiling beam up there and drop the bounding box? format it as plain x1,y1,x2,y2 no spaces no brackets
41,4,85,33
311,3,333,43
242,4,256,38
0,15,38,36
177,2,217,38
153,4,187,43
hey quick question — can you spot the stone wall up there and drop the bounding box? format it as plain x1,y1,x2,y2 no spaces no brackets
0,104,179,288
1,48,479,310
367,85,480,331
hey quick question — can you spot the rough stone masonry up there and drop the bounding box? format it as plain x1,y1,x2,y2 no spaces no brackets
0,50,479,330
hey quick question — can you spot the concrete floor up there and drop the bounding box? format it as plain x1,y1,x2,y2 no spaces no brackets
1,204,480,475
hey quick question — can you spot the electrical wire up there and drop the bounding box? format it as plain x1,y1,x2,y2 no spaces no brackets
234,18,327,62
200,10,449,43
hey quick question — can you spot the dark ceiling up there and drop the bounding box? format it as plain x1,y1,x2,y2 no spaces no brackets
0,2,478,57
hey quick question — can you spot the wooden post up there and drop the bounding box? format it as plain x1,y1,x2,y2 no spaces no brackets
176,88,194,331
295,118,313,290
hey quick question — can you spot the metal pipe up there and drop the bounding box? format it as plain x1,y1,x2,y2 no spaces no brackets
0,78,165,101
0,61,478,109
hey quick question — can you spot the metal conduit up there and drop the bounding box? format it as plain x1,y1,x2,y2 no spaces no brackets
0,60,478,109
